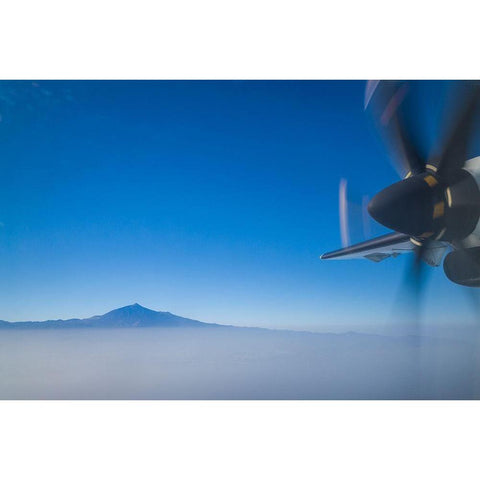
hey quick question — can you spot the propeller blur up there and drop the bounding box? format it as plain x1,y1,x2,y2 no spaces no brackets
322,81,480,290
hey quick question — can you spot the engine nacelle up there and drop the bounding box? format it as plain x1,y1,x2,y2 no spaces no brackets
443,247,480,287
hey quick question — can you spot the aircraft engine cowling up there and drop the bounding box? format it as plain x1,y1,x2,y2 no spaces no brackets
443,247,480,287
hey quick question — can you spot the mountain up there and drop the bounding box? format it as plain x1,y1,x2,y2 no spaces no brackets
0,304,223,329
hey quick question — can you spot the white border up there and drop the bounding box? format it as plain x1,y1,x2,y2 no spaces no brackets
1,401,479,480
1,0,480,79
2,1,480,479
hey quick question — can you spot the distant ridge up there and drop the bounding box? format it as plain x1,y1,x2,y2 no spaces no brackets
0,304,223,330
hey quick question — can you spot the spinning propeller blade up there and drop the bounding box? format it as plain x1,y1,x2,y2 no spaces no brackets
366,80,426,178
366,81,480,320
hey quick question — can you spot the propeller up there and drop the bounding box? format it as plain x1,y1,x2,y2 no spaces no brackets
338,178,373,248
366,81,480,303
430,82,480,177
366,82,480,396
366,80,427,178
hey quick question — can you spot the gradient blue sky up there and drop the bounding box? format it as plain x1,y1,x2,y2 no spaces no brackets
0,80,477,330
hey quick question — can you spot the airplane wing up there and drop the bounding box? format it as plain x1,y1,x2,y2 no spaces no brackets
321,232,416,263
321,232,448,265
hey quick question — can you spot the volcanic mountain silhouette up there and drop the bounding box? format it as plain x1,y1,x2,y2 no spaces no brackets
0,304,222,329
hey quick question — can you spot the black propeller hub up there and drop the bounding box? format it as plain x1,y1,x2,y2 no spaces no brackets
368,173,444,239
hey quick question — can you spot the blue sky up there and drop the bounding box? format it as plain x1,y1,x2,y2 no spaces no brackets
0,80,477,330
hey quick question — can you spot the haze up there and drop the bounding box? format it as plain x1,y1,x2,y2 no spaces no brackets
1,326,478,399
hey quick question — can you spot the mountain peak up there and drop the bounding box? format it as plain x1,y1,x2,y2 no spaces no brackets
0,304,217,330
127,303,145,309
112,303,154,313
